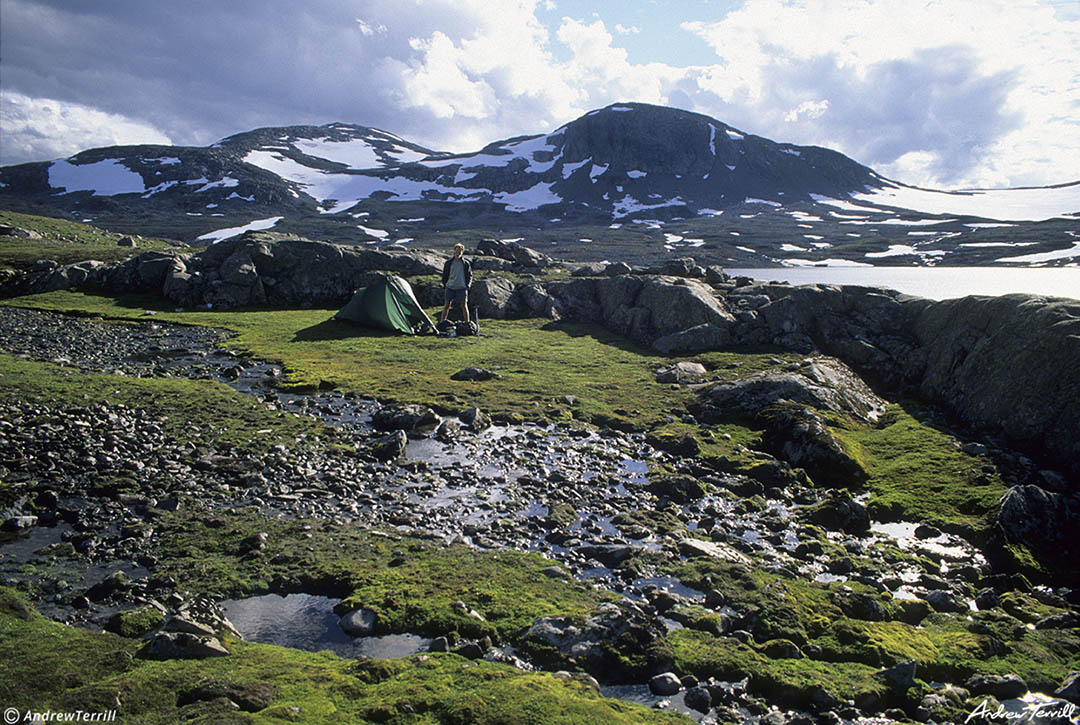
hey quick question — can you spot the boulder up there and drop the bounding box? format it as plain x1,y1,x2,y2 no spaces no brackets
995,485,1078,574
676,538,751,566
649,672,683,696
475,238,554,268
371,404,442,434
760,639,803,659
646,257,705,278
470,277,515,319
369,430,407,462
575,543,641,568
876,660,917,691
339,608,377,637
694,357,886,425
965,674,1028,700
910,295,1080,476
459,407,491,432
800,490,870,535
646,474,706,504
1,516,37,532
924,590,968,614
758,403,867,487
451,367,500,382
1055,672,1080,705
178,680,278,713
655,361,708,384
684,686,713,713
138,631,229,660
653,323,732,355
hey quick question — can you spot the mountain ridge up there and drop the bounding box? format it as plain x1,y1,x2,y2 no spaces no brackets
1,102,1078,267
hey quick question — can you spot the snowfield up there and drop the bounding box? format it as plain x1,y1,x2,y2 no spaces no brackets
845,182,1080,222
49,159,146,196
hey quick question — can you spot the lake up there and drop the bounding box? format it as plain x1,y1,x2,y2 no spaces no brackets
727,267,1078,301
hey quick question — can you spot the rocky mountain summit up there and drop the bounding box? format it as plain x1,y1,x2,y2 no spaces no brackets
2,103,1077,266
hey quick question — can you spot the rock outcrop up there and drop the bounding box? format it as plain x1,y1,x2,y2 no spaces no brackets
2,231,443,308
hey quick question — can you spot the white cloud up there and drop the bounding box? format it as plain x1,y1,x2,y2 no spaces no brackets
680,0,1080,188
0,90,172,164
1,0,1075,190
784,100,829,123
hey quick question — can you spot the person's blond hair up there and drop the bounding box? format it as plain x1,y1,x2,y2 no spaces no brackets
453,243,465,253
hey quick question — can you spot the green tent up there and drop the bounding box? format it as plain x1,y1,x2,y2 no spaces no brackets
335,274,435,335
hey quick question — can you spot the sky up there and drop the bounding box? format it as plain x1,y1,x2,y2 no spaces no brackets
1,0,1078,190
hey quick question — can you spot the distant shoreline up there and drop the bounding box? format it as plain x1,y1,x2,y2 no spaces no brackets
729,266,1080,301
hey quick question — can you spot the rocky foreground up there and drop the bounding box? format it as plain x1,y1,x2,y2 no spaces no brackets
1,234,1078,724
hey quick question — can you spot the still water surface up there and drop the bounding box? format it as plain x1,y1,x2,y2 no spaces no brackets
727,267,1078,301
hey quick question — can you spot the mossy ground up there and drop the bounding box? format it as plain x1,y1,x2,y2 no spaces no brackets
1,290,795,430
666,560,1079,700
830,405,1007,534
0,353,330,455
0,210,190,271
0,587,689,724
152,506,611,643
1,284,1072,717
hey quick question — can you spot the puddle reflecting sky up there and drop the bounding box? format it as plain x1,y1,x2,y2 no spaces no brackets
221,593,429,659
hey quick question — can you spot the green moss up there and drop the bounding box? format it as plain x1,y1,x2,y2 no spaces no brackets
670,561,843,646
0,587,689,724
669,630,887,711
107,606,167,638
2,291,799,430
997,591,1068,624
0,210,189,271
831,404,1007,534
1000,543,1048,580
152,506,609,643
0,353,329,455
340,546,609,641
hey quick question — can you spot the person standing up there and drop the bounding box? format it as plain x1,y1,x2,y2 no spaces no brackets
441,243,472,323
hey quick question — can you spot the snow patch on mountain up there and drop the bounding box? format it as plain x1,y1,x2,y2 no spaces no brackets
196,216,283,244
294,137,384,169
850,182,1080,222
49,159,146,196
494,182,561,212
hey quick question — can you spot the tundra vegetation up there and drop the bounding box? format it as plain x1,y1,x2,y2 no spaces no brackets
0,211,1076,724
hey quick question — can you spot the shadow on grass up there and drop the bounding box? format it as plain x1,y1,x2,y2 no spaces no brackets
292,318,399,342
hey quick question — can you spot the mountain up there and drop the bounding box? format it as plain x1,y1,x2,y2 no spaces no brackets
2,103,1078,266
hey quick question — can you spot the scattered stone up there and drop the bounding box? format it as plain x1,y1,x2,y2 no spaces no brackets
451,367,500,382
1054,672,1080,705
138,631,229,660
1,516,38,532
876,660,917,691
339,608,377,637
655,361,708,384
649,672,682,696
965,674,1028,701
684,686,712,713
